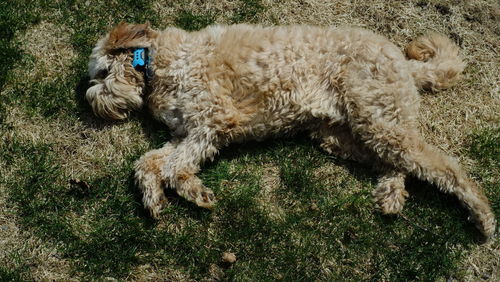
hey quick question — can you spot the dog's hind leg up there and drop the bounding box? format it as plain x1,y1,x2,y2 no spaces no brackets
313,123,373,163
343,89,496,239
354,120,494,238
313,123,409,214
372,168,408,214
135,143,176,218
364,124,494,238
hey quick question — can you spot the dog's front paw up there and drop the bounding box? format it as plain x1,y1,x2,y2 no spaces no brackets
186,184,216,209
194,189,216,209
135,145,176,218
175,176,217,209
135,167,169,218
372,178,408,214
147,192,168,219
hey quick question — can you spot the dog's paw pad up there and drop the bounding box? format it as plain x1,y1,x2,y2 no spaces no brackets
196,191,216,209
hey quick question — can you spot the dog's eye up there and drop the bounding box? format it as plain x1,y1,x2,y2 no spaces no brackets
95,69,109,79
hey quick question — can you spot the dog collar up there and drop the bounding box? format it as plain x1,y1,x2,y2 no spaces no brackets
132,48,154,81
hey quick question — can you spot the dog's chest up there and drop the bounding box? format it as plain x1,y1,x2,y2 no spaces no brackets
147,92,187,136
157,108,186,136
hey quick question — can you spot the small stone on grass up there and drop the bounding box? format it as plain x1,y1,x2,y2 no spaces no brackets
222,252,236,264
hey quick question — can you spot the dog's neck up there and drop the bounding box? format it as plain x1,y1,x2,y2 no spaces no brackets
132,48,154,82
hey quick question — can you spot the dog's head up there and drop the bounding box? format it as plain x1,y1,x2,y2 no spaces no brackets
86,22,157,120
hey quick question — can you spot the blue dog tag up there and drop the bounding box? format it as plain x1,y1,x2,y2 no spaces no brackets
132,48,146,68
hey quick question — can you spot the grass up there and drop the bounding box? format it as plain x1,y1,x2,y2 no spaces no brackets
0,0,498,281
174,10,216,31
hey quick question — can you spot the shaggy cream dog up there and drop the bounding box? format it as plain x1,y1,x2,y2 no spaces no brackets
86,22,495,239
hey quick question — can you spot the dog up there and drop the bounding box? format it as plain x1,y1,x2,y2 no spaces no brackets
86,22,495,240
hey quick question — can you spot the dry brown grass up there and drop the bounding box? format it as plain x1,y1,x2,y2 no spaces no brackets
461,242,500,281
13,21,76,83
258,164,286,221
313,163,366,195
5,107,150,179
127,263,193,281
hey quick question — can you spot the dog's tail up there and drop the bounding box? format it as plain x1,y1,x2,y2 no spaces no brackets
406,33,465,91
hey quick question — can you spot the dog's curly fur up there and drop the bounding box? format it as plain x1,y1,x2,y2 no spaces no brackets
86,22,496,240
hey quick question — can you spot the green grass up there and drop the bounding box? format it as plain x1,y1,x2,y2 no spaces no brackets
0,0,498,281
469,127,499,171
468,127,500,213
173,0,264,31
0,267,30,282
0,1,40,88
174,10,216,31
230,0,265,23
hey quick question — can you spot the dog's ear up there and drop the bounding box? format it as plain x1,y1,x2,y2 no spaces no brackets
105,21,156,50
